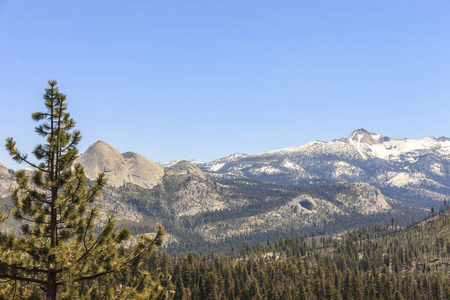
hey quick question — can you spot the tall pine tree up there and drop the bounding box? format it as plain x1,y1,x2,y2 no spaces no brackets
0,80,166,299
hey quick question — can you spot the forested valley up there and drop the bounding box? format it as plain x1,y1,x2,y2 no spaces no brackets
135,208,450,299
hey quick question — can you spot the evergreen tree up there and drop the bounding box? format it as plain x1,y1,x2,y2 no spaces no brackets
174,272,185,300
393,290,404,300
0,80,166,299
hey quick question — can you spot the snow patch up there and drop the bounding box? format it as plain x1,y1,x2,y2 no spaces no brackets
267,141,325,155
367,137,445,160
209,163,225,172
332,161,363,178
384,172,443,188
281,159,303,171
251,165,282,175
431,163,444,175
348,134,367,159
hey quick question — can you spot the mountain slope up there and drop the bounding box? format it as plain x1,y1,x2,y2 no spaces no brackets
123,151,164,189
198,129,450,207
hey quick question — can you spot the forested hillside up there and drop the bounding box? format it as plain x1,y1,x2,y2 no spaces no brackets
139,208,450,299
103,177,425,254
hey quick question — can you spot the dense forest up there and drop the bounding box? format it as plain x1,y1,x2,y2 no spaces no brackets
135,207,450,300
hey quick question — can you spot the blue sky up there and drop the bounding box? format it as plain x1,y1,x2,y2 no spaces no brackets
1,1,449,169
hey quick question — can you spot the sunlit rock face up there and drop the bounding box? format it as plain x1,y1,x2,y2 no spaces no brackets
78,141,163,189
0,163,14,198
123,151,164,189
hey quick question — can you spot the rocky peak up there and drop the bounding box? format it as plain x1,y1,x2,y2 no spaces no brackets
348,129,389,146
77,141,166,189
0,163,12,178
77,141,132,187
437,136,450,142
165,161,206,181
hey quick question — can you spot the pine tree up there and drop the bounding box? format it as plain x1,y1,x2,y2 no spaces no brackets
0,80,166,299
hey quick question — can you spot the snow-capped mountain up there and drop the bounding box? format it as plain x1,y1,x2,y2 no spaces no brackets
197,129,450,207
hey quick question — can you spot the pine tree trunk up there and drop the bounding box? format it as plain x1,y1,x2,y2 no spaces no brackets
47,269,57,300
48,186,58,299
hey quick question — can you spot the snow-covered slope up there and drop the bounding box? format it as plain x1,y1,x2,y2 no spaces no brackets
197,129,450,207
266,129,450,161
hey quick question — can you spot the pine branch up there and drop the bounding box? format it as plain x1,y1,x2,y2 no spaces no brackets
61,132,81,153
31,112,51,121
73,270,113,283
21,186,50,205
72,232,162,284
76,226,106,263
119,273,147,300
82,210,98,254
8,151,48,174
0,274,46,285
57,152,78,173
121,235,160,267
65,179,83,206
1,263,48,275
14,215,50,225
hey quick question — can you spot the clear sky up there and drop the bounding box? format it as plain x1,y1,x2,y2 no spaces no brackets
1,1,449,169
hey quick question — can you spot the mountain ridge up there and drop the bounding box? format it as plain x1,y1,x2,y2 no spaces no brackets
0,133,431,251
197,129,450,207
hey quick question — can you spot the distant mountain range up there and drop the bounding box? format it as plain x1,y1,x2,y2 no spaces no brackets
0,129,443,252
197,129,450,207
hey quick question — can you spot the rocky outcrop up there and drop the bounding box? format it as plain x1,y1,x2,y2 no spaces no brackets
165,161,206,181
77,141,132,187
0,163,14,198
335,183,390,214
78,141,163,189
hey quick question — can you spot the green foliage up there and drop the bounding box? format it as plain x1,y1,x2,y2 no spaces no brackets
140,210,450,300
0,81,168,299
